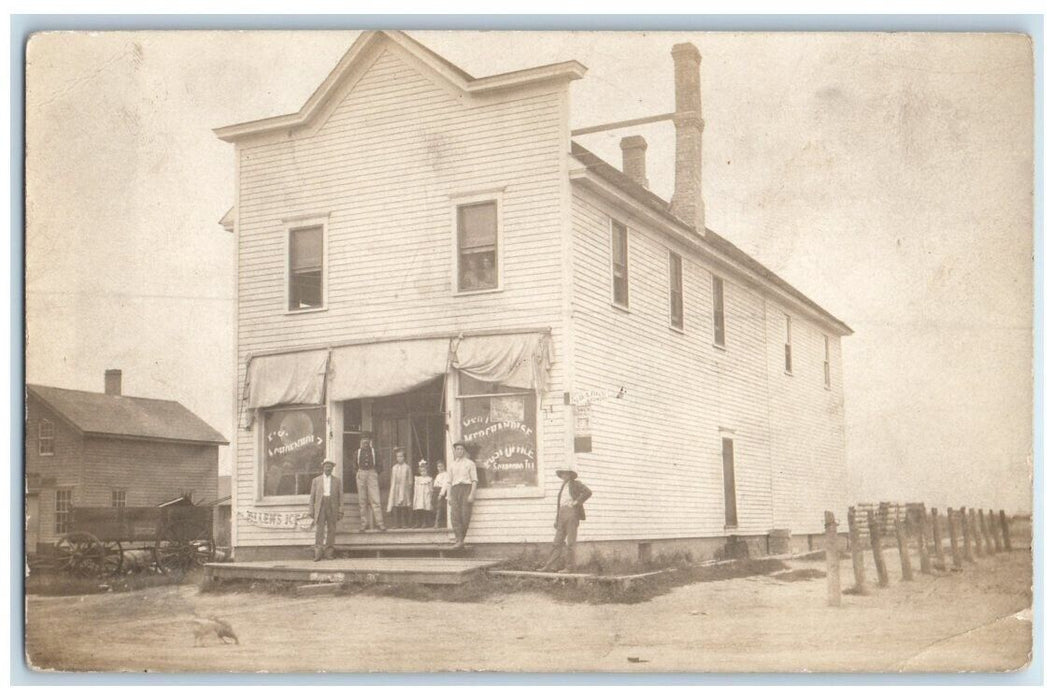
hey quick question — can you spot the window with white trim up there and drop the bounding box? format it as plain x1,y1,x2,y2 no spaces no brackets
55,489,72,535
712,275,726,346
669,251,684,329
288,225,323,310
38,419,55,456
611,219,629,307
457,201,499,292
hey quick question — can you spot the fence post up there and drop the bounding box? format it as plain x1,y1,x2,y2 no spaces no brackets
988,510,1003,553
960,507,974,563
978,508,994,556
968,509,984,557
999,510,1012,551
946,507,963,570
847,506,868,594
824,511,841,607
913,506,932,574
867,509,889,587
930,507,946,571
894,517,913,581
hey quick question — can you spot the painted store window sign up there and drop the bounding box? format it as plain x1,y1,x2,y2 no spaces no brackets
263,406,326,497
458,373,537,488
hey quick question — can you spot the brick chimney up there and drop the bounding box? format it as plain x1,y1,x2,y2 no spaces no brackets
104,369,122,396
670,42,705,232
620,135,649,189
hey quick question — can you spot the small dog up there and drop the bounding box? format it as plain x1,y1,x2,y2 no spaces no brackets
192,616,239,646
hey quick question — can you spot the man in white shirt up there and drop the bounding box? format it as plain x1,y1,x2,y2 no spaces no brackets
448,442,478,548
308,459,343,561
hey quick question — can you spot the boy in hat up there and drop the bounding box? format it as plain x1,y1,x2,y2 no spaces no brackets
308,459,343,561
540,468,592,572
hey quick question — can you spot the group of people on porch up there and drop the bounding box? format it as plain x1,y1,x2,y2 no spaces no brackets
308,435,591,572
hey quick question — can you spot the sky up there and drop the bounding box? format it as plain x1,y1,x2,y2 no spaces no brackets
24,30,1034,514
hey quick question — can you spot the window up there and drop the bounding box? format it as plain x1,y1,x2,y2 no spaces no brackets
457,201,498,292
262,406,326,497
55,489,72,535
823,335,831,388
111,489,127,508
289,225,323,310
669,251,684,329
784,314,793,373
721,438,738,527
38,419,54,456
457,372,537,488
611,219,629,307
712,275,725,346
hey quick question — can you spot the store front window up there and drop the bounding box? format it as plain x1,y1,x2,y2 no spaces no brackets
457,373,537,488
262,406,326,497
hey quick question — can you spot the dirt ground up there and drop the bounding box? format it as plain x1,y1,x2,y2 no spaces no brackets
24,548,1033,674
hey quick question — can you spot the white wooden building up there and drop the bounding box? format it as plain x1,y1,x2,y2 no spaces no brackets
216,31,851,560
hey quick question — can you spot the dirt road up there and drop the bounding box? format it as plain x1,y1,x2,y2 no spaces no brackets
25,549,1032,674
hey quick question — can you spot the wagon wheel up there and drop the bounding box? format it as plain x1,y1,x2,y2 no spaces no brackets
55,533,122,577
154,519,215,573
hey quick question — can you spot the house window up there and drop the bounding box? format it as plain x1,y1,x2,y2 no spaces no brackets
457,201,498,292
38,419,55,456
262,406,326,497
823,335,831,388
611,219,629,307
721,438,738,527
784,314,793,373
669,251,684,329
712,276,725,346
111,489,127,508
457,372,537,488
55,489,72,535
289,225,323,310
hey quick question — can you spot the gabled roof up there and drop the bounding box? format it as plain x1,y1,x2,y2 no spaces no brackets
27,384,229,446
570,141,852,336
214,30,587,143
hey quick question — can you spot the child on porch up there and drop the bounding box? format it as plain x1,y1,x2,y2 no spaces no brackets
412,460,434,528
387,448,414,529
432,460,450,528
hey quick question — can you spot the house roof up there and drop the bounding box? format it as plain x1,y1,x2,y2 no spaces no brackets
27,384,229,446
569,141,853,336
214,30,587,143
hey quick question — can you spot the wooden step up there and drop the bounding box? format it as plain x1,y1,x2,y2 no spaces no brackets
205,557,502,586
336,542,474,559
338,528,455,547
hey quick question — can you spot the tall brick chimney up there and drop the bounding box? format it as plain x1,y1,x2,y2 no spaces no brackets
670,42,705,232
104,369,122,396
620,135,649,189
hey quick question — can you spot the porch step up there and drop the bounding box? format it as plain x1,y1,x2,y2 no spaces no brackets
339,527,455,547
336,543,474,559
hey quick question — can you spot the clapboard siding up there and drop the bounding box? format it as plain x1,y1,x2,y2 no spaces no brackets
232,48,569,546
25,397,84,544
80,438,219,509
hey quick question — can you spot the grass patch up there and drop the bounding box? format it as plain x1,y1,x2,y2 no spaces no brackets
771,568,826,582
25,568,203,597
198,576,299,596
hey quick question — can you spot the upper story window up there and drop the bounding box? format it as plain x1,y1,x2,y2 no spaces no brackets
784,314,793,373
669,251,683,329
611,219,629,307
289,225,324,311
457,201,499,293
823,335,831,388
38,419,55,456
712,275,726,346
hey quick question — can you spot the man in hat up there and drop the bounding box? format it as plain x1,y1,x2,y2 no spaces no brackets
448,441,478,548
308,459,343,561
354,435,386,531
540,469,592,572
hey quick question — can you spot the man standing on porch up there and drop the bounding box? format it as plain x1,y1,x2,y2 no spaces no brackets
355,436,386,531
449,442,477,548
308,460,342,561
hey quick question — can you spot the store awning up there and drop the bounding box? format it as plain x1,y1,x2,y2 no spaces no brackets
328,338,450,402
241,349,329,427
452,332,551,390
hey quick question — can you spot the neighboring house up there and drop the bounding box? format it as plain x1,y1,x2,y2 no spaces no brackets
215,31,851,560
25,370,228,552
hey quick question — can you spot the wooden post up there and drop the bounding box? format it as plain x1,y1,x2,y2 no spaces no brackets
913,507,932,574
930,507,946,571
969,508,985,557
894,517,913,581
979,508,995,555
999,510,1012,551
960,507,974,562
867,509,889,587
946,507,963,570
847,507,868,594
824,511,841,607
988,510,1003,552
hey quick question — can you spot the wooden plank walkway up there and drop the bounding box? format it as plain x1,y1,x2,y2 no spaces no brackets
204,557,503,586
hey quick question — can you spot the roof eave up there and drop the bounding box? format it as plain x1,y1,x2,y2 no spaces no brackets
82,431,230,447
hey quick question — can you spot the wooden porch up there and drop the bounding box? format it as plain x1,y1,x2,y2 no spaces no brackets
203,556,503,586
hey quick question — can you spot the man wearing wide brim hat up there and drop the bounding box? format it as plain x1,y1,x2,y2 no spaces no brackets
540,468,593,572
